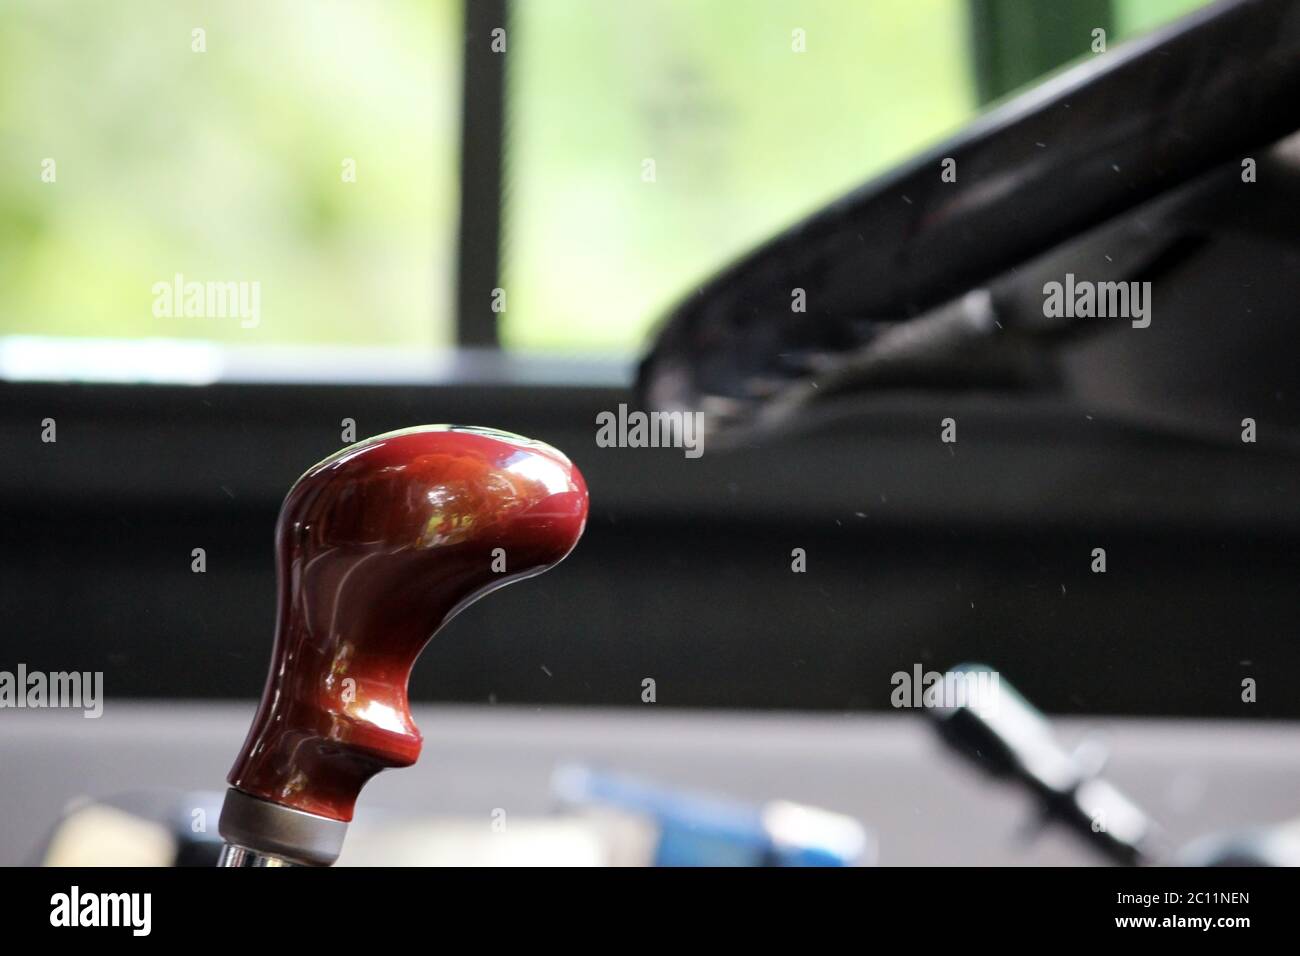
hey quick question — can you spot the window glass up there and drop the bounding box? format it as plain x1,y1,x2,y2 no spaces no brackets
1114,0,1212,36
0,0,1220,372
501,0,975,355
0,0,458,350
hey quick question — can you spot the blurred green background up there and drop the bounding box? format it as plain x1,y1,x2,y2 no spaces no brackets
0,0,1208,361
0,0,457,350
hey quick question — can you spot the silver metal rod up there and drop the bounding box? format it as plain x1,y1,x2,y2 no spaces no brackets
218,844,305,867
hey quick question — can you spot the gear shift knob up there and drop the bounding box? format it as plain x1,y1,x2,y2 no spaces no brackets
218,426,588,866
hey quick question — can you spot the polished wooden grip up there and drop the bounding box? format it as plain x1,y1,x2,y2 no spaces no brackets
227,426,588,821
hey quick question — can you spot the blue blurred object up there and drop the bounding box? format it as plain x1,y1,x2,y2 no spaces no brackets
552,765,873,867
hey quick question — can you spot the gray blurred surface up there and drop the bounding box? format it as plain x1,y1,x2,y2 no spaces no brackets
2,702,1298,865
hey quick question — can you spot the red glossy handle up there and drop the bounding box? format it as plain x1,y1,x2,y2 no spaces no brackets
227,426,588,821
